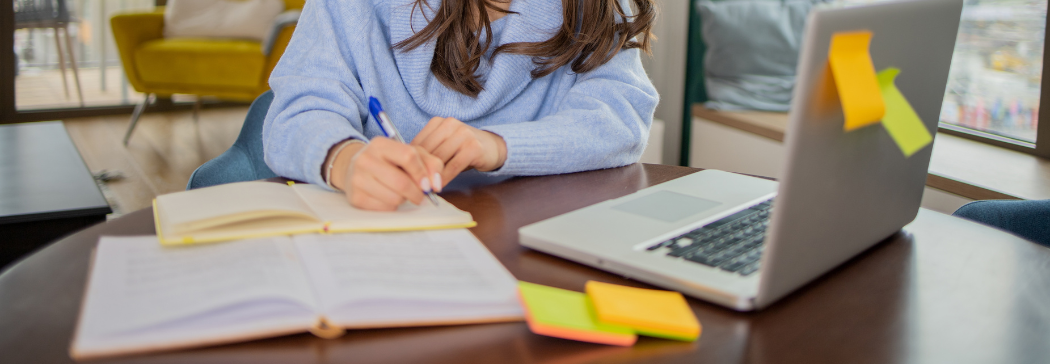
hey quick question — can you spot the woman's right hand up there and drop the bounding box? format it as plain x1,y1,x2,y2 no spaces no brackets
326,137,444,211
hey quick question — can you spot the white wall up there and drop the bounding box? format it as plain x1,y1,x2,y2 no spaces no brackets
639,119,665,164
641,0,691,166
920,188,972,214
689,118,786,178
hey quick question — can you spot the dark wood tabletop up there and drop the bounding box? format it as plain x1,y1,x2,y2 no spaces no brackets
1,163,1048,364
0,121,111,269
0,121,109,223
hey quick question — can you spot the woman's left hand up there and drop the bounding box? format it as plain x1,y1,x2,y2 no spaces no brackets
410,116,507,186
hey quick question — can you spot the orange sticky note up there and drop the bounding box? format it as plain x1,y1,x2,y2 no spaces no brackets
517,281,637,346
585,281,701,341
828,31,885,131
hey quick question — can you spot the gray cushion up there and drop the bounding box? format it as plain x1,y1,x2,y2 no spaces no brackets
697,0,823,111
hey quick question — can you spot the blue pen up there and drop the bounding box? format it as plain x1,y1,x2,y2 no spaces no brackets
368,96,440,206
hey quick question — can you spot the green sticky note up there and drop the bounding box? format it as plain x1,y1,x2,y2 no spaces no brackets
876,68,933,157
517,281,636,346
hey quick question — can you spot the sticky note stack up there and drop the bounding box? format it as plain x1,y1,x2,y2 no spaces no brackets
517,281,637,346
517,281,701,346
586,281,701,341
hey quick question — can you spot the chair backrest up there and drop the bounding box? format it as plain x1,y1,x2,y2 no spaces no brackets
13,0,71,25
235,90,278,178
681,0,816,164
283,0,305,10
187,91,278,189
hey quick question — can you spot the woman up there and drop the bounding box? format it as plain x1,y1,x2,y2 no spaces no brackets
263,0,659,210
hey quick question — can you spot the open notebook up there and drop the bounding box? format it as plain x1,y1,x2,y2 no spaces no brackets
154,181,476,245
71,230,522,360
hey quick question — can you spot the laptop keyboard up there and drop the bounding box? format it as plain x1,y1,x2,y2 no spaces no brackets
646,198,774,276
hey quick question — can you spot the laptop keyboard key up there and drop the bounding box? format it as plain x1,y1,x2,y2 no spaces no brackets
668,245,699,257
685,253,725,267
740,262,761,276
646,240,669,251
720,260,748,273
737,251,761,265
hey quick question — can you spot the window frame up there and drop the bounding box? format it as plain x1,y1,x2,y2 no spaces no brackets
936,9,1050,159
2,0,15,123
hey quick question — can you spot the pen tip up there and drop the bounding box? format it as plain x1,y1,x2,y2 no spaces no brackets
368,97,382,115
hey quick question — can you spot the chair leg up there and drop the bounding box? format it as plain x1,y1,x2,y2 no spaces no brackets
53,27,69,99
123,94,155,146
61,26,85,107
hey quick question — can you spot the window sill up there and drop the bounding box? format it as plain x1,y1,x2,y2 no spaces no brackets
692,105,1050,201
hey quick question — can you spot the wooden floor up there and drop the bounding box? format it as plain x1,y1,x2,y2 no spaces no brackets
64,106,249,216
16,66,146,110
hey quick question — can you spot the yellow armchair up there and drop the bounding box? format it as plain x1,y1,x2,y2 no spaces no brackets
112,0,303,145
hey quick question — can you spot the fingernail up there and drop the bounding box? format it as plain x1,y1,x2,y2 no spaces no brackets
432,173,442,192
420,177,432,193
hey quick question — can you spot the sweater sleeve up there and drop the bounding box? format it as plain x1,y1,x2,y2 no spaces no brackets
262,0,369,187
479,48,659,176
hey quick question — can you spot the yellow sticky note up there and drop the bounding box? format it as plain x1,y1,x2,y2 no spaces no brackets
876,68,933,157
585,281,701,341
828,31,885,131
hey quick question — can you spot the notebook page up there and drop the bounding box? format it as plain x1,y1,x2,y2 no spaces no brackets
291,184,474,231
157,181,319,235
75,236,318,344
293,230,520,316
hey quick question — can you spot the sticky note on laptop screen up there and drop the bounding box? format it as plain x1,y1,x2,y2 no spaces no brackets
876,67,933,157
828,30,885,131
585,281,701,341
517,281,636,346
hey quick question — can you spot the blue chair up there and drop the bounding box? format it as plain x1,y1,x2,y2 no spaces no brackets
953,199,1050,247
187,91,278,189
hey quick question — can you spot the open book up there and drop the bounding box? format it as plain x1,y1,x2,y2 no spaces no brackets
154,181,476,245
71,230,522,360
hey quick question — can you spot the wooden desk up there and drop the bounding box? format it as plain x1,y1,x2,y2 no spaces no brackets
0,121,111,270
1,164,1048,363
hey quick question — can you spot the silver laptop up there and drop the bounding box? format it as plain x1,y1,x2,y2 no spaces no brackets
519,0,963,311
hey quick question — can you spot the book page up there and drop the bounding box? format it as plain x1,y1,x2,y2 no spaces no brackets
157,181,320,235
293,230,520,317
74,236,319,356
291,184,474,231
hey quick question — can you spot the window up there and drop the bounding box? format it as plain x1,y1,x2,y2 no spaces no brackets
1,0,197,124
939,0,1050,158
12,0,154,111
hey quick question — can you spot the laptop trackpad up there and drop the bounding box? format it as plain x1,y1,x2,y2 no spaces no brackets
612,191,721,223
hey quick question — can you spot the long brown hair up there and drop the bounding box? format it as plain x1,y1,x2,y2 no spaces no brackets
394,0,656,97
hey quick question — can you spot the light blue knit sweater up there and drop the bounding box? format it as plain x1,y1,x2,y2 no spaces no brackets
262,0,659,187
